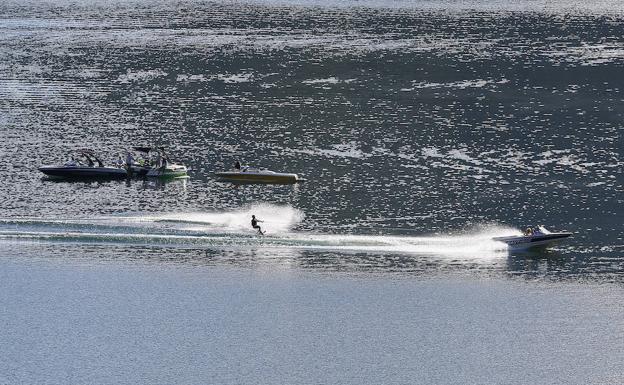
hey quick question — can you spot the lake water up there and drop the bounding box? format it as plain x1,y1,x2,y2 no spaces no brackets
0,0,623,383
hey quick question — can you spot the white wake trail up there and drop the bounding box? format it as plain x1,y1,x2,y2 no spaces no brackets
124,203,305,234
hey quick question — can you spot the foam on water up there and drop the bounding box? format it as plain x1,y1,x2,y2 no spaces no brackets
282,230,512,257
135,203,305,234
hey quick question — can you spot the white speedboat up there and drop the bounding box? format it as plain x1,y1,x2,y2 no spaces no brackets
215,167,303,184
146,163,188,178
39,150,127,179
493,225,572,249
127,146,188,179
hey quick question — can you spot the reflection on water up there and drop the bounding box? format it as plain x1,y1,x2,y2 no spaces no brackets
43,174,190,191
136,176,189,191
42,175,189,189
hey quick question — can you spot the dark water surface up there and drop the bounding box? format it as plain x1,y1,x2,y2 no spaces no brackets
0,0,622,275
0,0,623,383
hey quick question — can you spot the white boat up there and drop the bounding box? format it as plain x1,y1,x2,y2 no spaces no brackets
39,150,128,179
127,146,188,179
493,225,572,249
215,167,303,184
146,163,188,178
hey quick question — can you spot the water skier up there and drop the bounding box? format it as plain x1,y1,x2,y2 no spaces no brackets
251,215,264,235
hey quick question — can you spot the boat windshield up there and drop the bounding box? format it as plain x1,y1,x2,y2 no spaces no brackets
536,225,551,234
240,168,274,174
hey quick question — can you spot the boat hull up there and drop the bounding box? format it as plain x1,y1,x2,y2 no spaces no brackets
215,171,300,184
493,232,572,249
126,164,187,178
39,166,128,179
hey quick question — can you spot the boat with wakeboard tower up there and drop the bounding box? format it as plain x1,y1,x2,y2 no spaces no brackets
126,146,188,179
38,149,128,179
493,225,572,250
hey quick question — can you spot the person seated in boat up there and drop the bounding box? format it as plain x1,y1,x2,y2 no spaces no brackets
251,215,264,235
64,156,76,166
234,160,241,170
523,227,534,236
115,154,124,168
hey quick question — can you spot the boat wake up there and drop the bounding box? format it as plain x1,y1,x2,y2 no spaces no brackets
143,203,303,234
0,204,513,258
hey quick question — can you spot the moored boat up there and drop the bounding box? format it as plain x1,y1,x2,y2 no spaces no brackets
215,167,303,184
39,149,128,179
146,163,188,178
127,146,188,179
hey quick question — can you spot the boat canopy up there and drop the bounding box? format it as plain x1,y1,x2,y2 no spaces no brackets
133,146,153,153
133,146,170,157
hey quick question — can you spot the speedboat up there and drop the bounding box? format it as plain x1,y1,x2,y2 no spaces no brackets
493,225,572,250
215,166,303,184
39,149,128,179
146,163,188,178
127,146,188,179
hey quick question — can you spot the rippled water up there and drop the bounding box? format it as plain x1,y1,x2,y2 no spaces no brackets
2,3,623,284
0,1,623,274
1,1,624,384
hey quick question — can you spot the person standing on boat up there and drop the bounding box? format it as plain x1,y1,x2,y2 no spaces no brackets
234,160,241,170
125,152,135,176
251,215,264,235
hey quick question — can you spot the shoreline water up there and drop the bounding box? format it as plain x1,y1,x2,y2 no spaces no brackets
1,255,623,384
